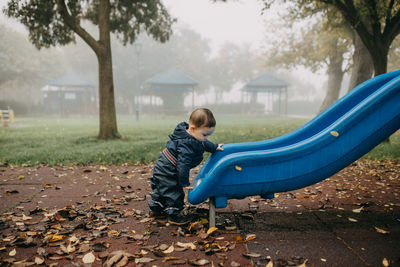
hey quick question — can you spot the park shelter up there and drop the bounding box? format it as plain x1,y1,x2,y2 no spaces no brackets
42,72,97,116
243,73,289,115
146,68,198,114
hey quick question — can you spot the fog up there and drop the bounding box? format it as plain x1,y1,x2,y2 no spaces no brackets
0,0,333,118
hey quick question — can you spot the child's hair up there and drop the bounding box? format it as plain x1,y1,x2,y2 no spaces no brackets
189,108,216,128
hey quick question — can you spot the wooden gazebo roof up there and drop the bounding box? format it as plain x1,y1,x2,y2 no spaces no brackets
244,73,289,92
46,72,95,88
146,68,198,93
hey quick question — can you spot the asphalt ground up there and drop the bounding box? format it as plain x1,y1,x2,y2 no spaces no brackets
0,160,399,266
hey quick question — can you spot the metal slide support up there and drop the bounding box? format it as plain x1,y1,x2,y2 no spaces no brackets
209,197,216,228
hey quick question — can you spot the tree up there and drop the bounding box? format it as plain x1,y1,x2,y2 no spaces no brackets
0,24,62,105
271,0,400,76
264,4,351,111
347,32,374,91
321,0,400,76
4,0,174,139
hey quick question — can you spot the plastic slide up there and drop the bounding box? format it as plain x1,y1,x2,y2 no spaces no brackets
188,70,400,209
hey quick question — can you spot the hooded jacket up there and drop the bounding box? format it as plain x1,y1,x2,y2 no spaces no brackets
165,122,218,187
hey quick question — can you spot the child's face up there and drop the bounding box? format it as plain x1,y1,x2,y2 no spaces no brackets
190,126,215,141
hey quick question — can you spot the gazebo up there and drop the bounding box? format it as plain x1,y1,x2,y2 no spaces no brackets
146,68,198,114
42,72,97,116
243,73,289,115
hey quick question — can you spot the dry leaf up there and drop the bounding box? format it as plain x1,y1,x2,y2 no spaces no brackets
189,219,208,231
266,259,273,267
163,245,174,254
382,258,389,267
348,217,358,222
352,207,363,213
158,244,169,251
245,234,256,242
230,261,241,267
330,131,339,137
374,227,390,235
207,227,218,235
138,257,155,263
35,257,45,265
22,214,32,221
47,234,65,242
9,248,16,256
189,259,210,266
176,242,196,250
243,253,261,258
163,257,180,262
235,165,242,171
82,252,96,263
116,255,129,266
296,259,308,267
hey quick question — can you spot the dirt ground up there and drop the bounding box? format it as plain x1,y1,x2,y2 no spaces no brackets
0,159,399,266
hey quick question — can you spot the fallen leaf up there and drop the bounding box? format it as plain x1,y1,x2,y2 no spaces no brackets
188,219,208,231
189,258,210,266
176,242,196,250
163,245,174,254
245,234,256,242
163,256,180,262
207,227,218,235
242,253,261,258
138,257,155,263
382,258,389,267
158,244,169,251
348,217,358,222
35,257,45,265
22,214,32,221
47,234,65,242
352,207,363,213
230,261,241,267
330,131,339,137
266,259,273,267
9,248,16,256
297,259,308,267
374,227,390,235
82,252,96,263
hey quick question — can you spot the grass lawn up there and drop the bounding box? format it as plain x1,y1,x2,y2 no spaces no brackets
0,115,399,166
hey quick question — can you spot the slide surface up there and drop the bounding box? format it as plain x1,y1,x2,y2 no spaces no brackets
188,70,400,208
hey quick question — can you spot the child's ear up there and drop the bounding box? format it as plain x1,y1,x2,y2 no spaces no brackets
189,125,196,131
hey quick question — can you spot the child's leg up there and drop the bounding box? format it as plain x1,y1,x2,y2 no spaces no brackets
163,186,185,216
148,176,165,213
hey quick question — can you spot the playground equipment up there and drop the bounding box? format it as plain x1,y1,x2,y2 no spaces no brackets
188,70,400,227
0,108,14,127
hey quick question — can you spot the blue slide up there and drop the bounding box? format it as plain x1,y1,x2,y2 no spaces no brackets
188,70,400,208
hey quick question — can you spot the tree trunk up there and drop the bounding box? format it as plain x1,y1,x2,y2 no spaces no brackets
348,34,374,92
319,53,344,112
372,51,388,76
97,0,120,139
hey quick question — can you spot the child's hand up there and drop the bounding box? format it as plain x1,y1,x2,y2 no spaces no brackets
184,186,193,190
217,144,224,151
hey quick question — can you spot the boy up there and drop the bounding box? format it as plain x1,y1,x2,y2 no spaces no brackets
148,108,223,225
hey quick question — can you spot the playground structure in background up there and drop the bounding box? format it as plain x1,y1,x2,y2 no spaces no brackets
0,108,14,127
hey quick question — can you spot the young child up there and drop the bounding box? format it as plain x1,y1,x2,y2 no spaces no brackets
148,108,223,225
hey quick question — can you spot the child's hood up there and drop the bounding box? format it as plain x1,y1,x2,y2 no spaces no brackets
169,122,191,140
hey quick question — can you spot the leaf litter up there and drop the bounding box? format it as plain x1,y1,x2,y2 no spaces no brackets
1,161,398,266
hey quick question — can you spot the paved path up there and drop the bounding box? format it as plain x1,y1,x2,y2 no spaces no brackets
0,162,399,266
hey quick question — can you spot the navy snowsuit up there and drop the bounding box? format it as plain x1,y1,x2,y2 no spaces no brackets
148,122,218,216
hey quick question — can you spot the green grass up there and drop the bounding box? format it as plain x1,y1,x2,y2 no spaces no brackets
0,115,398,166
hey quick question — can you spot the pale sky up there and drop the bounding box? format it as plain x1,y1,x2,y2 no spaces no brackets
162,0,266,52
0,0,327,104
